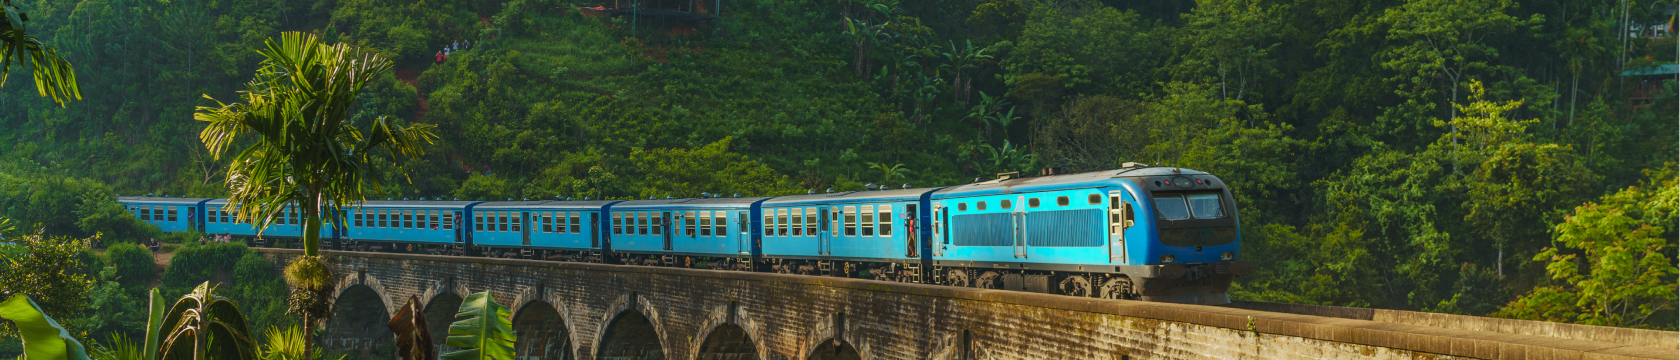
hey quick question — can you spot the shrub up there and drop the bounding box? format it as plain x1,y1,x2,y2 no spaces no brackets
104,243,156,288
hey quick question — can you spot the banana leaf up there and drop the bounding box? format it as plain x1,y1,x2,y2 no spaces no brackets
0,294,92,360
439,291,516,360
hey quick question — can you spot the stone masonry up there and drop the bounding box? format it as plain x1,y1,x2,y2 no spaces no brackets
257,249,1677,360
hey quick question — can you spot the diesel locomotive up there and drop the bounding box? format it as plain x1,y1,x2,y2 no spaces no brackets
121,164,1253,304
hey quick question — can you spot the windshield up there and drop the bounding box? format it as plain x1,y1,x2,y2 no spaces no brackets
1186,193,1225,219
1153,194,1190,220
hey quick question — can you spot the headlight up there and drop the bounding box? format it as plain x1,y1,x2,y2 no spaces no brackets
1161,255,1176,264
1221,252,1234,260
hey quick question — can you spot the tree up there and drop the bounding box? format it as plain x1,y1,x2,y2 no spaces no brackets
195,31,436,360
1375,0,1543,144
1172,0,1282,102
1494,171,1677,329
0,0,80,107
0,229,93,339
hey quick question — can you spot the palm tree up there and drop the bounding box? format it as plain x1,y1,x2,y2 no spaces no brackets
195,31,436,360
1,0,81,107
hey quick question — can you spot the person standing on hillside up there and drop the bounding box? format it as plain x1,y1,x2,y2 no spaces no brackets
436,51,443,64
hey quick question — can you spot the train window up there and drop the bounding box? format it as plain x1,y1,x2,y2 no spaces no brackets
444,212,456,230
539,212,550,233
1122,202,1135,228
403,210,414,229
878,205,892,236
651,213,662,235
699,211,712,237
742,211,756,235
353,210,362,227
637,212,649,235
1057,196,1070,206
1186,193,1225,219
207,207,216,223
141,206,151,221
569,212,582,234
512,213,522,233
1153,194,1191,220
431,211,441,229
762,211,773,237
375,210,384,228
861,205,875,236
777,209,789,236
843,206,857,236
790,208,803,236
500,212,510,232
830,207,840,235
1000,199,1012,209
686,211,697,237
169,207,178,222
976,202,987,211
1029,198,1041,208
553,212,564,233
804,208,818,236
612,213,622,235
714,212,726,237
956,203,965,212
1088,193,1102,205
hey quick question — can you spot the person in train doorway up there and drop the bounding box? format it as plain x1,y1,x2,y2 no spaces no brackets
903,213,917,257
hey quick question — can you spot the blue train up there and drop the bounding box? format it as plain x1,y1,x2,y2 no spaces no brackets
120,165,1254,304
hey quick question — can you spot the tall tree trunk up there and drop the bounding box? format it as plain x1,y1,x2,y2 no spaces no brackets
303,314,314,360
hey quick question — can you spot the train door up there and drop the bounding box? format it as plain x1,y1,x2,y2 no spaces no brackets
590,213,600,248
521,212,531,246
818,207,832,255
1108,190,1134,264
1012,196,1028,258
662,211,673,251
736,211,749,254
904,203,919,258
452,211,464,243
931,203,944,257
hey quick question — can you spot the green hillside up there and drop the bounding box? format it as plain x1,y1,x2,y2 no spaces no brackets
0,0,1675,328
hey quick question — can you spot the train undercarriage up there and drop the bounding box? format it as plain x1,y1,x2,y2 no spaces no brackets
245,237,1245,304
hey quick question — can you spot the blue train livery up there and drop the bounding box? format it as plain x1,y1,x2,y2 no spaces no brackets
119,165,1253,304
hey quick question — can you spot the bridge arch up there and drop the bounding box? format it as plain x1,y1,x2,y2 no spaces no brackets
423,291,466,356
689,301,767,360
593,292,670,360
800,312,870,360
332,269,397,315
321,284,396,359
511,297,576,360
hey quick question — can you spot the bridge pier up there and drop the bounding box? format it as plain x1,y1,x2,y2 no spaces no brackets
322,285,395,358
261,249,1676,360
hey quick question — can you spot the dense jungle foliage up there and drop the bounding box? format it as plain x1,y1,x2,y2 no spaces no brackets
0,0,1676,342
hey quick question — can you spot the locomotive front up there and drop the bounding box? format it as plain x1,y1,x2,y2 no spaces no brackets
1114,166,1254,304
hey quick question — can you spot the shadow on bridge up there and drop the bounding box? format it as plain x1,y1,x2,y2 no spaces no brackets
695,324,757,360
806,340,861,360
514,300,574,360
424,292,464,356
599,310,665,359
322,284,395,358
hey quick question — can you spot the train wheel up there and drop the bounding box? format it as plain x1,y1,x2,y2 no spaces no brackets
976,271,1002,289
1059,275,1093,297
1098,277,1134,300
944,269,970,287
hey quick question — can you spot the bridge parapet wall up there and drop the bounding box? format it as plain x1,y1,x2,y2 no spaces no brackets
256,249,1676,360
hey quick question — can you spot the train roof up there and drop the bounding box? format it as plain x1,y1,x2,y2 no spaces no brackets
761,188,938,206
610,197,768,209
932,167,1210,198
474,200,618,209
119,196,212,204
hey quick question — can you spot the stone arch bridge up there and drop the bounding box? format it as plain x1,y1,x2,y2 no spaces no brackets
255,249,1676,360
